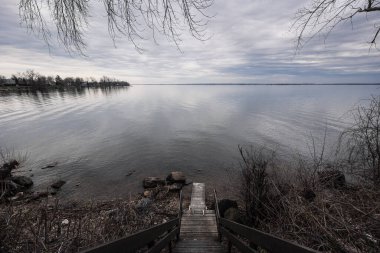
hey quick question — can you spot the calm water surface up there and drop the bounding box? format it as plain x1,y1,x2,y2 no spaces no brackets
0,85,378,199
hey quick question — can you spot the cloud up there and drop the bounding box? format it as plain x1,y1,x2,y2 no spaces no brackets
0,0,379,83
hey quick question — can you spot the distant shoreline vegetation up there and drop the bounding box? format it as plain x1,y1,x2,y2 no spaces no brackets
0,69,130,90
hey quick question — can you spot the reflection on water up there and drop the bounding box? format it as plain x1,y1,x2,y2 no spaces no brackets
0,85,378,199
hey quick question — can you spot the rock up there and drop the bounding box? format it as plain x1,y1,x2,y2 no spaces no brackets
51,180,66,189
11,176,33,189
224,207,243,223
5,180,20,192
0,180,20,197
302,188,316,202
168,183,183,192
31,191,49,200
0,161,18,179
166,172,186,184
136,198,152,211
144,190,152,198
9,160,20,168
318,170,346,188
143,177,165,188
10,192,24,201
41,162,58,169
125,170,135,177
39,191,49,197
218,199,238,217
184,180,193,186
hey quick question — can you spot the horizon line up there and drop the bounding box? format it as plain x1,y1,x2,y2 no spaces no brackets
131,83,380,86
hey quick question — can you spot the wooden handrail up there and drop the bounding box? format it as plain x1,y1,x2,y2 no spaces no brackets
213,189,222,241
82,190,183,253
177,190,183,238
82,218,179,253
179,189,183,219
214,190,319,253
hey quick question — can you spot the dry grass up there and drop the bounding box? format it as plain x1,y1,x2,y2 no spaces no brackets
234,145,380,252
259,178,380,252
0,187,179,253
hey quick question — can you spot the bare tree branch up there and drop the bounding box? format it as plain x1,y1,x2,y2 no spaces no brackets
18,0,214,54
292,0,380,52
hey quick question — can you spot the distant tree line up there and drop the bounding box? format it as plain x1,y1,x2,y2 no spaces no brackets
0,70,129,88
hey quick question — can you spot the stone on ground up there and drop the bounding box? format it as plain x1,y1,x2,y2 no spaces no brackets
143,177,165,188
51,180,66,189
166,171,186,184
11,176,33,188
218,199,238,217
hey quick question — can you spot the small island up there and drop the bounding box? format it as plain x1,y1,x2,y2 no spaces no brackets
0,69,130,91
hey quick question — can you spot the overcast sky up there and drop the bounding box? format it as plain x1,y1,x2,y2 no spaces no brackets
0,0,379,84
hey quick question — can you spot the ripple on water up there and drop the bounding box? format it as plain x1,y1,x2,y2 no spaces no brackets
0,85,378,199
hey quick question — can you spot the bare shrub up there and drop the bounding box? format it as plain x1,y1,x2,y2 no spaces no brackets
236,144,380,252
0,148,29,200
238,145,276,226
338,95,380,186
262,177,380,252
294,130,329,190
235,117,380,251
0,147,28,165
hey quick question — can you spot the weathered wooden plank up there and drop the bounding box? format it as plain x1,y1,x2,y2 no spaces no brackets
175,240,221,246
182,214,216,217
183,210,215,214
173,249,224,253
181,219,217,223
181,224,218,229
180,232,219,237
180,229,218,233
189,183,206,213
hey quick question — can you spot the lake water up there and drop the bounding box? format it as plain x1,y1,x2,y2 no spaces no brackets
0,85,378,199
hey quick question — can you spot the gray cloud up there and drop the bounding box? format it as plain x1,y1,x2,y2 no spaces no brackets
0,0,379,83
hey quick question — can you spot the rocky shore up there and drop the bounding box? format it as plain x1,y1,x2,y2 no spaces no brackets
0,160,189,252
0,160,67,202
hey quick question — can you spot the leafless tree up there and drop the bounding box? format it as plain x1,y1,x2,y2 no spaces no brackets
18,0,214,54
0,75,6,85
293,0,380,51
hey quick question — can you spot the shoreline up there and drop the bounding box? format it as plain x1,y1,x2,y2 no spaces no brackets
0,85,130,92
0,187,181,252
2,155,380,252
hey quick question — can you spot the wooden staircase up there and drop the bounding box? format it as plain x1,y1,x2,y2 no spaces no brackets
174,183,225,253
83,182,318,253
